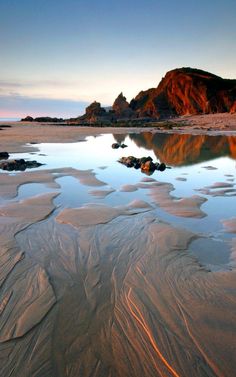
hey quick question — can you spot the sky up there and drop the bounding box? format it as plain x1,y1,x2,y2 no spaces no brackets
0,0,236,118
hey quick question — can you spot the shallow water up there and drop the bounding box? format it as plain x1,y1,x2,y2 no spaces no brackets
4,132,236,270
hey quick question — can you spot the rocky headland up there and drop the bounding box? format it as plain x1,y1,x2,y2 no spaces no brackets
21,67,236,126
130,67,236,118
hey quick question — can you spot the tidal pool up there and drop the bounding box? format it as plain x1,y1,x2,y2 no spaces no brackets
1,132,236,377
4,132,236,270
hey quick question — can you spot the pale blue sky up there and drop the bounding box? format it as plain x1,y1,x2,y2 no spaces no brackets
0,0,236,117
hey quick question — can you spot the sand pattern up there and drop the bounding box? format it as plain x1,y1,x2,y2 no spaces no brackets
0,194,57,345
148,181,207,218
197,181,236,197
1,201,236,376
222,218,236,233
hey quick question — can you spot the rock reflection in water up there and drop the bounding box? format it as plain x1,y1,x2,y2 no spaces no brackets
127,133,236,166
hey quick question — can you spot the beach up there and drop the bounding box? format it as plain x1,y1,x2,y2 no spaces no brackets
0,115,236,377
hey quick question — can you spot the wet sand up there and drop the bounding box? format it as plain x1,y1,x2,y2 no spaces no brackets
1,112,236,152
1,117,236,376
1,192,236,376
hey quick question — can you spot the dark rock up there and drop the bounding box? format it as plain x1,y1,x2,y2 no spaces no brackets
140,156,153,164
0,159,44,171
119,156,138,167
141,160,156,173
21,116,63,123
0,152,9,160
119,155,168,174
21,116,34,122
112,143,120,149
112,143,128,149
157,162,166,171
34,117,63,123
134,162,141,169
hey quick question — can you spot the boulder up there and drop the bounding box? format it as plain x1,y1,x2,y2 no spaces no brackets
140,156,153,164
0,159,44,171
119,156,167,174
21,115,34,122
112,143,128,149
0,152,9,160
141,160,156,172
112,143,120,149
157,162,166,171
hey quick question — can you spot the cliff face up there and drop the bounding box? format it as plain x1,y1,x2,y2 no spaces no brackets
74,67,236,123
130,68,236,118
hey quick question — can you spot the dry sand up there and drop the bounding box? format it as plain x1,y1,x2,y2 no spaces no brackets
170,112,236,133
1,116,236,376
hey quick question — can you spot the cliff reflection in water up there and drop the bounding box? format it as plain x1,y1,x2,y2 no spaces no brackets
125,133,236,166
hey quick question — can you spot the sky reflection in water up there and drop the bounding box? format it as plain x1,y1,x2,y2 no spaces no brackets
7,132,236,270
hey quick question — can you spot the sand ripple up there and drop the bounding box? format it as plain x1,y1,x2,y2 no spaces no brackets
0,181,236,376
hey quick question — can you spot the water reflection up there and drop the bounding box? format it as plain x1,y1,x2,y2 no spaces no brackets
2,132,236,271
125,133,236,166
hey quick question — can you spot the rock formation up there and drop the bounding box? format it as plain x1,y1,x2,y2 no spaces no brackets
112,92,134,118
0,159,44,171
78,101,113,123
130,67,236,118
21,116,63,122
21,115,34,122
118,156,167,174
75,96,135,124
22,68,236,124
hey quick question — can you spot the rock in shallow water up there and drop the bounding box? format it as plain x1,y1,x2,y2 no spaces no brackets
112,143,120,149
0,152,9,160
0,159,44,171
119,156,167,174
112,143,128,149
